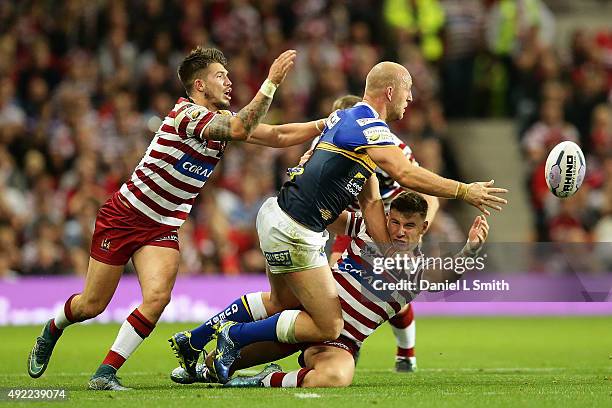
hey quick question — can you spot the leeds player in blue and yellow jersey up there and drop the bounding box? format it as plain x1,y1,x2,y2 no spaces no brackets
181,61,508,384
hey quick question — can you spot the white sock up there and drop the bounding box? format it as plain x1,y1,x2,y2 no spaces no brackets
110,320,146,359
53,307,72,330
53,295,76,330
392,320,416,350
245,292,269,320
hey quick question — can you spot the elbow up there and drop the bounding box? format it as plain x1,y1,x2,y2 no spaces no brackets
227,118,249,141
384,165,411,189
232,128,249,141
429,196,440,211
270,127,287,147
357,196,379,211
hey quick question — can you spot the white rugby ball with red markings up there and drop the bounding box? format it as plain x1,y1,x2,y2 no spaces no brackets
544,141,586,198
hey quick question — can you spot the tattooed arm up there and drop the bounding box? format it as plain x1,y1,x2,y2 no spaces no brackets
202,50,297,142
202,92,273,141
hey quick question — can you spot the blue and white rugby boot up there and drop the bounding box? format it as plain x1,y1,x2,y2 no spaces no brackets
212,321,241,384
168,331,202,377
170,363,218,384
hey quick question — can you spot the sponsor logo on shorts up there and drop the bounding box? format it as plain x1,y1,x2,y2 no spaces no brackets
154,232,179,243
264,250,293,267
101,238,111,251
322,340,353,354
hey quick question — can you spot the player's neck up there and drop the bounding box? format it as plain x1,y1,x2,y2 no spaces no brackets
361,96,388,122
189,94,219,113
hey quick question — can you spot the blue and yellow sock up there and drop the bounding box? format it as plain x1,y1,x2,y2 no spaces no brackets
190,292,267,350
228,313,281,345
228,310,301,346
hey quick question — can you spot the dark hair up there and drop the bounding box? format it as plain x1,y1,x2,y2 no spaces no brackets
332,95,362,111
389,191,428,219
177,47,227,95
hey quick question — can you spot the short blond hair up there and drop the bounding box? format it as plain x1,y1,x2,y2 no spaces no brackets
332,95,362,111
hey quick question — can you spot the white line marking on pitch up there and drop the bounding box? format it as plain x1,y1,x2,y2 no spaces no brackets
294,393,321,398
355,367,575,373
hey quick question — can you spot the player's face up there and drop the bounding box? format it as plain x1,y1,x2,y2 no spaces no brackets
201,63,232,109
388,77,413,121
386,209,427,251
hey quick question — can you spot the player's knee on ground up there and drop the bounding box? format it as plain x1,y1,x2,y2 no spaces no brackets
304,367,352,388
314,316,344,342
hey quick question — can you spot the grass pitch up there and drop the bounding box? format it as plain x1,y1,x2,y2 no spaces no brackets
0,316,610,407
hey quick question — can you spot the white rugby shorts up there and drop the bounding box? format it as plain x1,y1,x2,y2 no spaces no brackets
256,197,329,273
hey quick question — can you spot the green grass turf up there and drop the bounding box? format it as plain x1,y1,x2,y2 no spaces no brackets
0,317,610,407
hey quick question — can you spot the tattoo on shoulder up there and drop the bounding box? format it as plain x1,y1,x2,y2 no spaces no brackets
206,115,233,141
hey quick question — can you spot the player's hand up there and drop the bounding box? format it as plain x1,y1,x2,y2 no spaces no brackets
267,50,297,85
467,215,489,251
463,180,508,216
298,148,314,166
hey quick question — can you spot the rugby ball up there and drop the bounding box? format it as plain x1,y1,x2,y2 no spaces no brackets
544,141,586,198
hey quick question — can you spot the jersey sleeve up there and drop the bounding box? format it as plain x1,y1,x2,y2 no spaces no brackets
339,120,398,152
174,104,217,139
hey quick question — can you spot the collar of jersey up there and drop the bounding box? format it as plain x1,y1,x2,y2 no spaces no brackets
354,101,380,118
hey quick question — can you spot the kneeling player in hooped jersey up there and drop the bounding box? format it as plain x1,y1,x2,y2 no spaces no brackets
27,47,327,390
169,191,489,388
300,94,440,372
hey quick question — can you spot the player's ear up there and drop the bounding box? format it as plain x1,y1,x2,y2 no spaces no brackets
386,86,393,102
194,78,205,93
421,220,429,234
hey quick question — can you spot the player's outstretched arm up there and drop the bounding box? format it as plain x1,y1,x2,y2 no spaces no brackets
422,215,489,285
366,146,509,216
358,174,392,246
245,119,325,148
202,50,297,142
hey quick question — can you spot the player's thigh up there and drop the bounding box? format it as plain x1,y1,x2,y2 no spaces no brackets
79,257,123,307
302,345,355,387
283,265,342,326
267,266,300,313
132,245,180,304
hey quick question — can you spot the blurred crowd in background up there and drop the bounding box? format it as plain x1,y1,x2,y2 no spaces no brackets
0,0,611,277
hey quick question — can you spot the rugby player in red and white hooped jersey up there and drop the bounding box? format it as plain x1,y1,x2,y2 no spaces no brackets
300,94,441,373
27,47,326,390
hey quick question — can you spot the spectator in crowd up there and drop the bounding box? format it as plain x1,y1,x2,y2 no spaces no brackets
2,0,609,275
